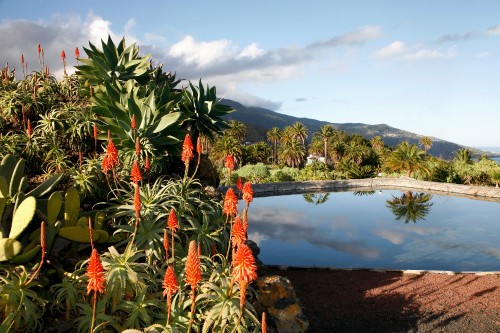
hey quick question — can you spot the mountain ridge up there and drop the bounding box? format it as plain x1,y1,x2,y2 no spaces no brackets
220,99,464,159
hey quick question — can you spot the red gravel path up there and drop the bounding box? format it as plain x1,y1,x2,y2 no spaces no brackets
267,268,500,333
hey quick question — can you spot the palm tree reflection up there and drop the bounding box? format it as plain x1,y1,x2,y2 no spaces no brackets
386,191,433,223
302,193,330,205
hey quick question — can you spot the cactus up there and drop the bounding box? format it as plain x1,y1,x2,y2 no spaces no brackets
26,173,63,198
0,238,23,261
47,191,63,224
94,211,106,230
9,196,37,239
0,155,17,185
0,176,8,198
58,226,100,243
10,245,41,264
64,187,80,227
94,229,109,243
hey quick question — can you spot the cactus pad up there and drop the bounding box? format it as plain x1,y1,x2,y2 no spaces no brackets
58,226,99,243
9,196,37,239
0,238,23,261
47,191,63,224
64,187,80,227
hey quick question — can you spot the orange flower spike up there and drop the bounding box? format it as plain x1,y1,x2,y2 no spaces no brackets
133,184,141,220
74,47,80,59
223,188,238,217
231,216,246,248
262,312,267,333
144,155,151,173
37,43,41,55
185,240,201,290
232,243,257,283
26,119,32,138
242,182,254,205
106,138,119,169
93,124,98,141
196,136,202,155
239,280,248,310
167,209,179,232
225,154,235,172
163,266,179,297
61,50,66,61
131,114,136,130
86,248,106,295
135,137,141,157
130,160,142,184
102,156,110,173
21,54,24,65
236,177,243,194
181,134,194,164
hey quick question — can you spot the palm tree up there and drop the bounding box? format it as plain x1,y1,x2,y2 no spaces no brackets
315,125,335,164
244,142,271,164
454,148,473,164
386,191,433,223
279,138,306,168
329,141,345,165
266,127,281,164
345,140,369,165
420,136,433,154
370,136,385,152
307,137,324,156
225,120,247,143
210,135,243,166
384,141,430,177
289,122,308,145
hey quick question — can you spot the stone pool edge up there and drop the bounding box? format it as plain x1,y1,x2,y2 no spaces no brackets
269,265,500,276
222,177,500,201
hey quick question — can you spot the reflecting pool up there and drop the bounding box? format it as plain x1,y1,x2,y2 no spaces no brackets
243,190,500,271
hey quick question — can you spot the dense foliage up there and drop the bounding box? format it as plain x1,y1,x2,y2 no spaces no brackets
0,37,265,332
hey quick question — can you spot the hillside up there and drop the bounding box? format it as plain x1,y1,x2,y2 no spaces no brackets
221,99,464,159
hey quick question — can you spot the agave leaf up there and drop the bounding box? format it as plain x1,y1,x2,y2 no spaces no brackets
153,112,181,134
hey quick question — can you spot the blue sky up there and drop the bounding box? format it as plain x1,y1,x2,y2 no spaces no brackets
1,1,499,148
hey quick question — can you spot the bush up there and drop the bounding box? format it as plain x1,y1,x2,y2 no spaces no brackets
298,162,332,181
269,166,300,182
235,163,271,183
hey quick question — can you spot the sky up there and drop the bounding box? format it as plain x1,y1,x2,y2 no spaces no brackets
1,0,499,148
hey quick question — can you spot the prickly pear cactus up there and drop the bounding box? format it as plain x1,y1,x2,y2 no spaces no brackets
58,226,100,243
64,187,80,227
0,238,23,261
9,196,37,239
47,191,63,224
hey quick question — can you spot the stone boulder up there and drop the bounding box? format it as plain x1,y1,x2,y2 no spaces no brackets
255,275,309,333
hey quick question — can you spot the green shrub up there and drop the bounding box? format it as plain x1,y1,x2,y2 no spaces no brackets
235,163,270,183
269,166,300,182
298,162,332,181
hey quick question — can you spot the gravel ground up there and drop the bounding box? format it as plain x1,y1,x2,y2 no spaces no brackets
266,267,500,333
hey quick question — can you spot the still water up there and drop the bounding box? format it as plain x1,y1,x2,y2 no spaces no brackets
243,190,500,271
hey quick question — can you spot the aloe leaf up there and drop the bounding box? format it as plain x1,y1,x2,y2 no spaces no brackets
26,173,63,198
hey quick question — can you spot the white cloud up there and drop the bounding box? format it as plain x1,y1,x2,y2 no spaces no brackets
168,35,235,68
373,229,406,245
238,43,266,59
484,25,500,36
373,40,406,58
403,47,457,60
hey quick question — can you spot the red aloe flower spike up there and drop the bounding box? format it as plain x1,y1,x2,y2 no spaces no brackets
26,119,32,138
102,155,110,173
130,160,142,184
61,50,66,61
144,155,151,173
236,177,243,194
131,114,136,130
135,137,141,158
106,138,119,169
232,243,257,283
86,249,106,295
74,47,80,59
223,188,238,217
163,266,179,324
196,136,202,155
21,54,24,65
86,248,106,333
225,154,235,172
231,216,246,249
239,280,248,311
168,209,179,262
93,124,98,152
262,312,267,333
37,43,41,55
167,209,179,232
185,240,201,289
242,182,254,206
134,184,141,220
181,134,194,164
25,221,46,286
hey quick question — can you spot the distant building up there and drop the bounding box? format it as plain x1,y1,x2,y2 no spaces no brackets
306,154,326,165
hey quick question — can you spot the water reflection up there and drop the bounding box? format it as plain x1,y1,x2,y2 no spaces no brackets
385,191,433,223
302,192,330,205
353,190,376,196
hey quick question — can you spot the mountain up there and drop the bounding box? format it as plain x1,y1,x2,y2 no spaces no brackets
220,99,464,159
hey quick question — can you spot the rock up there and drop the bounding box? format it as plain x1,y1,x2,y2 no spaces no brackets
255,275,309,333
